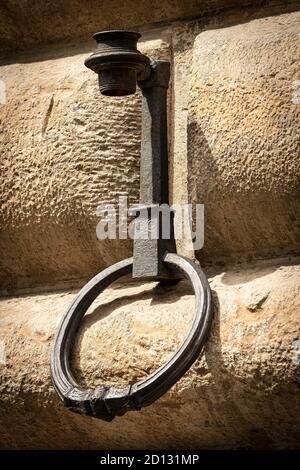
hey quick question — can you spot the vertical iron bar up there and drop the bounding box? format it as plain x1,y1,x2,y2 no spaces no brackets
132,61,177,278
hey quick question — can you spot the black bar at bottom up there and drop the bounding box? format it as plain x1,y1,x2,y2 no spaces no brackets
0,450,298,467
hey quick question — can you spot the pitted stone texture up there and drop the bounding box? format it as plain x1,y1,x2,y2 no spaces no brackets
0,260,299,449
0,39,170,294
188,12,300,262
1,12,300,295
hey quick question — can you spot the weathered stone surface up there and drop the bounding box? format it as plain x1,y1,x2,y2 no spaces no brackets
1,12,300,293
0,4,299,450
0,38,170,294
187,11,300,262
0,260,299,449
0,0,280,54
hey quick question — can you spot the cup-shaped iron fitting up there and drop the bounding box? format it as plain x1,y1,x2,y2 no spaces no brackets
84,30,150,96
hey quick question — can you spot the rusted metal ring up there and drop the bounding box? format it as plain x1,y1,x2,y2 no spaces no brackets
51,253,213,421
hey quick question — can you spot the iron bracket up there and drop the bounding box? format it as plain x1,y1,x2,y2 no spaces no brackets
50,31,213,421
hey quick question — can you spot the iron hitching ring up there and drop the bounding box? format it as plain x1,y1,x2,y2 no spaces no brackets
51,253,212,421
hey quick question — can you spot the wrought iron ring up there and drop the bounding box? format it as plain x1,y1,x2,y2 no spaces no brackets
51,253,213,421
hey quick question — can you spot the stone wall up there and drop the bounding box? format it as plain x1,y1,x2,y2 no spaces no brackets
0,0,299,449
0,261,299,449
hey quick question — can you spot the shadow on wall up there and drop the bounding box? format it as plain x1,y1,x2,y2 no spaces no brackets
186,110,300,266
202,292,277,450
184,9,300,265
